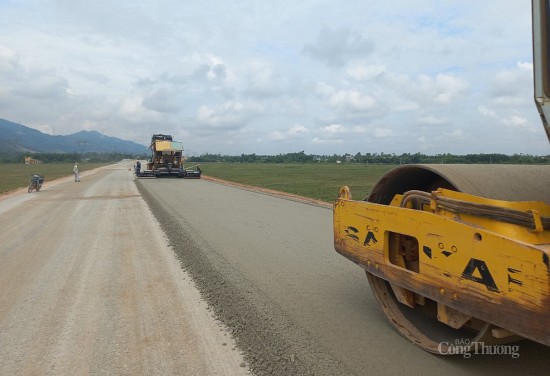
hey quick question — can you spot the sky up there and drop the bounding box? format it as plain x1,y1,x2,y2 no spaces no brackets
0,0,547,156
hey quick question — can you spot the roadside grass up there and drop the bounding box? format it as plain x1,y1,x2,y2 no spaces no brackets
199,162,396,203
0,163,109,194
1,161,397,202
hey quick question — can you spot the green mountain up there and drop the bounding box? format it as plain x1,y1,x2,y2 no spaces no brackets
0,118,147,154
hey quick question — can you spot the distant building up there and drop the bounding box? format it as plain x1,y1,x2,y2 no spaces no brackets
25,156,41,164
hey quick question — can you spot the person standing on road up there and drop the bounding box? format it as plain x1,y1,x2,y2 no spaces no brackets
73,163,80,182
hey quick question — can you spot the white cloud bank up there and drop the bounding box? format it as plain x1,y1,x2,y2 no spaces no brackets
0,1,546,155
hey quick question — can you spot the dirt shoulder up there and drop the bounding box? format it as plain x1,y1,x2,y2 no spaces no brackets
201,175,332,209
0,161,249,375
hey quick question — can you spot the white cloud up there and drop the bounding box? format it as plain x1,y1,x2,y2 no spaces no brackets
433,74,468,104
0,44,19,73
479,105,532,131
418,115,448,125
351,125,368,134
517,61,532,71
13,75,70,100
447,129,465,138
269,124,309,141
346,64,386,81
308,123,348,146
0,1,545,155
142,88,182,113
373,128,393,138
244,61,281,97
328,90,377,112
314,82,336,97
196,100,263,129
311,137,344,145
321,124,347,136
478,105,497,118
288,124,309,135
303,25,374,67
502,115,528,128
118,96,164,123
408,73,468,105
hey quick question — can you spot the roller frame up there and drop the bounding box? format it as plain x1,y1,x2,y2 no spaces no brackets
333,165,550,350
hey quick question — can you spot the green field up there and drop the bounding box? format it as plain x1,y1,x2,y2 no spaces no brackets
0,163,109,194
199,162,396,203
1,161,396,202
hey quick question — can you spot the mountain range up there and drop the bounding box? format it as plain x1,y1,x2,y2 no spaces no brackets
0,118,147,154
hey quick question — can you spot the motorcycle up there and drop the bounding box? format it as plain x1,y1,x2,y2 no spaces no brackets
28,174,44,193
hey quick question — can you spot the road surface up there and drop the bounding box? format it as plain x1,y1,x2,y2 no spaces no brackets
0,162,248,375
137,172,550,375
2,160,550,375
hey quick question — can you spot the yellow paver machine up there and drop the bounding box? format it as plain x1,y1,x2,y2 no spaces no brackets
333,1,550,353
138,134,201,178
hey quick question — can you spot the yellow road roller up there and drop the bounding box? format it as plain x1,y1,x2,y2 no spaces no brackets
333,1,550,353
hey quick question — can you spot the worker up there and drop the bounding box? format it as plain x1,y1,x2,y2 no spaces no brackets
73,163,80,182
135,159,141,176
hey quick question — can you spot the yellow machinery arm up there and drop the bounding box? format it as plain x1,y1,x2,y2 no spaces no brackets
333,1,550,353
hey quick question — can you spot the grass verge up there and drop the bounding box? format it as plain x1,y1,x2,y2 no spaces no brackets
0,163,109,194
197,162,395,202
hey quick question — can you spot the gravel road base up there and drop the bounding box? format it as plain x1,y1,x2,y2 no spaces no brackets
136,180,350,376
0,164,250,375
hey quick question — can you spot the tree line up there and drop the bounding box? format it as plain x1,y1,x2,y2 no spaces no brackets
2,150,549,165
188,151,550,165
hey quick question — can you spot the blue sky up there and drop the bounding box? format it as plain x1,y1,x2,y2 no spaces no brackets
0,0,546,156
